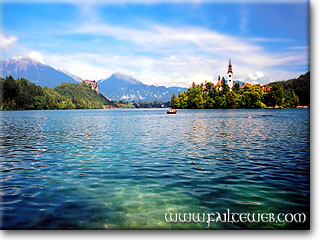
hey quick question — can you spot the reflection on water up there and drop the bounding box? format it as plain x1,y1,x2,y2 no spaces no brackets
0,109,310,229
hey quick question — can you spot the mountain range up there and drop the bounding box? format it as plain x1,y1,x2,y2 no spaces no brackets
98,73,186,102
0,57,79,88
0,57,186,102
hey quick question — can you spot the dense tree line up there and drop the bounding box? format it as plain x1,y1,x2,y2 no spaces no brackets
109,100,170,108
0,76,113,110
132,101,170,108
1,73,308,111
170,78,302,109
269,72,310,106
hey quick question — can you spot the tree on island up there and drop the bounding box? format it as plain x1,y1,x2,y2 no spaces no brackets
232,82,240,92
170,93,179,109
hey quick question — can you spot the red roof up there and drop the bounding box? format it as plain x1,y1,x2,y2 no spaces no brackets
240,83,252,89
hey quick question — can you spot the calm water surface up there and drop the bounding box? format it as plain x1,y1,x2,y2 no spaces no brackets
0,109,310,229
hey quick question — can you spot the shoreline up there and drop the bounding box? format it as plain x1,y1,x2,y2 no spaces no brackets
0,107,310,111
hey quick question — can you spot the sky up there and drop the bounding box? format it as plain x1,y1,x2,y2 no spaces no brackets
0,0,309,87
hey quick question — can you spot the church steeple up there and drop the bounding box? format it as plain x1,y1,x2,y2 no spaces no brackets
227,59,233,90
228,59,233,73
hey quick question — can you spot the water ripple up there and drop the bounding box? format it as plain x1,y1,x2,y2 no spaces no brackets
0,109,309,229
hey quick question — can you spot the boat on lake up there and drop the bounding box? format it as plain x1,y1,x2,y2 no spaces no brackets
167,109,177,114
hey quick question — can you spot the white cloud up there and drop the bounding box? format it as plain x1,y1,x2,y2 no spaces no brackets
240,6,248,34
73,23,262,53
250,37,294,43
10,19,306,87
71,22,308,69
0,33,18,51
3,1,307,87
28,51,45,63
41,49,306,88
69,22,308,85
286,46,309,50
247,71,264,83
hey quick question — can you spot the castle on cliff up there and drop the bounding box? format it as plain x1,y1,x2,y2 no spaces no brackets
84,80,99,94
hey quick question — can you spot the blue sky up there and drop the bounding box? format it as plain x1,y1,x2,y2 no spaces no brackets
0,0,309,87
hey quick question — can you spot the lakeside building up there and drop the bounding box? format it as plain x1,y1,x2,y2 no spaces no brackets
201,59,272,92
215,76,225,91
240,83,252,89
227,59,234,89
202,60,272,92
214,60,270,92
214,59,234,91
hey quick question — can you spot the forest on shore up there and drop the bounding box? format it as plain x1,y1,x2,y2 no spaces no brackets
0,76,113,110
0,72,309,110
170,72,309,109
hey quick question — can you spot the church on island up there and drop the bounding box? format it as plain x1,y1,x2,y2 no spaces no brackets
204,59,270,92
203,59,238,92
214,59,234,91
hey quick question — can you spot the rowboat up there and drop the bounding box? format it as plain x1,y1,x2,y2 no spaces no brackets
167,109,177,114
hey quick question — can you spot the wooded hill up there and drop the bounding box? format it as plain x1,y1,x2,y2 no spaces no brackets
269,72,310,106
0,76,113,110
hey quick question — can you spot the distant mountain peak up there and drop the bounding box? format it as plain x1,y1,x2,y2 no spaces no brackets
10,56,42,65
104,72,142,85
0,57,78,88
98,72,187,102
12,56,26,61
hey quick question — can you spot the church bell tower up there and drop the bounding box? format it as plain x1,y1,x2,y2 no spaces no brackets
227,59,233,90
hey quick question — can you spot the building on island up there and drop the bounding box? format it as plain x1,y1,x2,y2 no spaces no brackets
203,60,269,92
215,76,225,91
208,60,271,92
240,83,252,89
227,59,233,89
202,80,208,91
214,59,234,91
263,85,272,92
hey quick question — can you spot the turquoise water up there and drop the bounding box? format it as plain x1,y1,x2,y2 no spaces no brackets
0,109,309,229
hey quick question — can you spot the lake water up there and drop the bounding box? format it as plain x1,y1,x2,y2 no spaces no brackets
0,109,310,229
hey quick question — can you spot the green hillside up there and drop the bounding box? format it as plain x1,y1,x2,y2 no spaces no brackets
269,72,310,106
0,76,113,110
54,82,112,109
